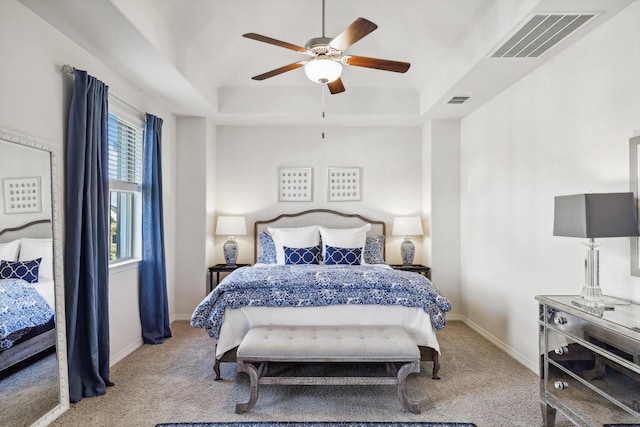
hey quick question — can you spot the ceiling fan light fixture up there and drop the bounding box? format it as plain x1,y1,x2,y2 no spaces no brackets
304,56,342,84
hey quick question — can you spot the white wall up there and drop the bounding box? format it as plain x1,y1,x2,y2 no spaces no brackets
425,120,462,316
459,1,640,372
174,117,211,317
211,125,423,268
0,0,178,364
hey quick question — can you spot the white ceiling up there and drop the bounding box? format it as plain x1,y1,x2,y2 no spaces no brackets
20,0,635,126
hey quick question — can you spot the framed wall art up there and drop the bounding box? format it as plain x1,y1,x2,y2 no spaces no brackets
278,167,312,202
3,176,42,214
327,167,361,202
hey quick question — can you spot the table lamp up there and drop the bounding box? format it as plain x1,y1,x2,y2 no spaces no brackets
553,192,639,311
216,216,247,266
392,216,424,266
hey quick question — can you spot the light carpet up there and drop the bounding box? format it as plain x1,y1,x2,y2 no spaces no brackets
49,321,577,427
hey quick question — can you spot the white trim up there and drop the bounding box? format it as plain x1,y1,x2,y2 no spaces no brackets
109,258,140,274
110,337,143,367
459,316,539,374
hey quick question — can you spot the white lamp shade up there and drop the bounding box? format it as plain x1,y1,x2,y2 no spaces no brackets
215,216,247,236
304,57,342,84
392,217,424,236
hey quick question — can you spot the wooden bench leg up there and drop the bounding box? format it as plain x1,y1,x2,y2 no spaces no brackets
213,359,222,381
235,361,259,414
397,360,421,414
432,352,441,380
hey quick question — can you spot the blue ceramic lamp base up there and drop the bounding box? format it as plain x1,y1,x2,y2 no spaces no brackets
223,238,238,266
401,237,415,266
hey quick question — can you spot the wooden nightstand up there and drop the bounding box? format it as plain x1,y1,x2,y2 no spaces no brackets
208,263,250,293
389,264,431,280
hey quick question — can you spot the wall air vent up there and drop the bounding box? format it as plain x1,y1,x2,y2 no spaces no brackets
447,96,471,105
491,13,597,58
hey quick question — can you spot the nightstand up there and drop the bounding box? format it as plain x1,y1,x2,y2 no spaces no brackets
208,263,250,293
389,264,431,280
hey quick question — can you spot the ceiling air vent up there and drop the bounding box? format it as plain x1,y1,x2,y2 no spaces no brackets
447,96,471,105
491,13,597,58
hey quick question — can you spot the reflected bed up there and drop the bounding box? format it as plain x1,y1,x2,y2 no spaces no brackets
0,220,55,373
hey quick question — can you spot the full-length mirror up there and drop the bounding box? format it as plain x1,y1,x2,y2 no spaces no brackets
0,128,69,426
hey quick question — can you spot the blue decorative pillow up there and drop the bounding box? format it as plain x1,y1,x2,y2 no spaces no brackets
324,245,362,265
0,258,42,283
283,245,321,265
364,235,385,264
257,231,277,264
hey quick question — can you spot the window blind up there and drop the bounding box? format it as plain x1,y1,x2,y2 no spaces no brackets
108,113,143,191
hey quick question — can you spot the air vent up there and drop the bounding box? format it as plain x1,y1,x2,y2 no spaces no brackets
447,96,471,105
491,13,597,58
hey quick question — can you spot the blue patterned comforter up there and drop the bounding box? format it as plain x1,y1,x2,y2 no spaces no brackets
0,278,54,350
191,265,451,339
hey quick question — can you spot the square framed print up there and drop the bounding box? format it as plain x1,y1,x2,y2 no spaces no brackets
327,167,361,201
3,176,42,214
278,167,312,202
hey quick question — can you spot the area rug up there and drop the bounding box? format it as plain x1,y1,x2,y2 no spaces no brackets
157,423,478,427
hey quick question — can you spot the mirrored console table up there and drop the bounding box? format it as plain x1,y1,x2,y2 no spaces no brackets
536,295,640,426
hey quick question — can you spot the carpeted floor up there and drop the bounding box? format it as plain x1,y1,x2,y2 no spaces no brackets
0,350,59,427
46,321,576,427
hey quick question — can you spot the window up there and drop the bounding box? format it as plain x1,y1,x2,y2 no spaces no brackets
108,112,143,262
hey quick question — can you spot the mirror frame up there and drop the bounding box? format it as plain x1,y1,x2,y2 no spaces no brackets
630,135,640,277
0,127,69,424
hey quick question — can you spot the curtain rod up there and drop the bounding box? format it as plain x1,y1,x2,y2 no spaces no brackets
61,64,146,117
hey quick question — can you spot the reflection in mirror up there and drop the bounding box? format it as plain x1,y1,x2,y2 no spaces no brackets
630,135,640,277
0,129,69,426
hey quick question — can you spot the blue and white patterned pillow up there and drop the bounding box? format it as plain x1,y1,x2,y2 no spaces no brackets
364,235,385,264
324,245,362,265
284,245,321,265
257,231,277,264
0,258,42,283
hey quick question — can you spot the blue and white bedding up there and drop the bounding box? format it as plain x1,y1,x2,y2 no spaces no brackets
0,278,55,350
191,264,451,343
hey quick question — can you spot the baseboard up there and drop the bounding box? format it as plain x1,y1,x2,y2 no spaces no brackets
459,316,539,374
446,313,465,321
110,337,143,367
172,314,192,322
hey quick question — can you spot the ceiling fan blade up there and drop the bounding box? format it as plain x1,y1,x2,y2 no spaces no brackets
243,33,307,53
329,18,377,51
345,55,411,73
251,62,306,81
327,77,345,94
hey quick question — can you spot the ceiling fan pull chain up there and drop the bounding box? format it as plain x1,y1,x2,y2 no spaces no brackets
321,85,326,139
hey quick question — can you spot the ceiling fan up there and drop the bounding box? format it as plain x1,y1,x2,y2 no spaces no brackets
242,0,411,95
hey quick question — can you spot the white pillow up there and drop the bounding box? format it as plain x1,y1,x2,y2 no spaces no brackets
267,226,320,265
19,238,54,281
0,239,21,262
318,224,371,264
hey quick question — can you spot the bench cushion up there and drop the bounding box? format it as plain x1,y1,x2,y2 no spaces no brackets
236,325,419,362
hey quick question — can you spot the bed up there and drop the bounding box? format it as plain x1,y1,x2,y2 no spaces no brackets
0,219,56,373
191,209,451,380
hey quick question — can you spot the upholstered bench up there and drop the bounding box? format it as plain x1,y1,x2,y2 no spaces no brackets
234,325,422,414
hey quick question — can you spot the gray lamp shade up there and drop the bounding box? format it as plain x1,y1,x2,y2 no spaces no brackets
553,192,640,238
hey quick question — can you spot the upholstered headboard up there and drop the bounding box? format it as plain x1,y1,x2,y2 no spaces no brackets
0,219,52,243
254,209,385,262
